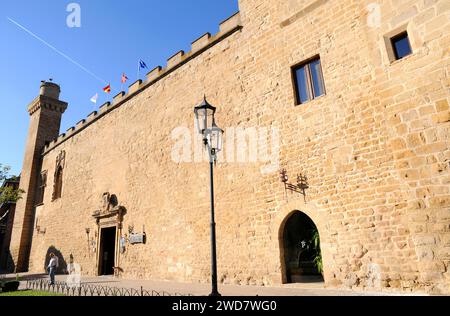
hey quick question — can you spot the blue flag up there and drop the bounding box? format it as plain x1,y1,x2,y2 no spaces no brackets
139,60,148,69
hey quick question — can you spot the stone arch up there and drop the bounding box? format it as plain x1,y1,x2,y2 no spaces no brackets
270,198,327,284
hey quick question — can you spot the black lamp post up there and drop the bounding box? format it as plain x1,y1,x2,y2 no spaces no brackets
194,97,224,297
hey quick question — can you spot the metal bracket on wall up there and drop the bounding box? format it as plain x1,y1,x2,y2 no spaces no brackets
280,169,309,203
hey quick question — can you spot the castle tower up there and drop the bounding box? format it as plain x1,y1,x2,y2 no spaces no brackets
9,81,67,272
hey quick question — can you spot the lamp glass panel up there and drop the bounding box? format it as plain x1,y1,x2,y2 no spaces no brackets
195,106,216,135
195,108,207,134
209,126,224,152
205,108,215,131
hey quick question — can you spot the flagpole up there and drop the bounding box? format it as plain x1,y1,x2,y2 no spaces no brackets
137,60,140,80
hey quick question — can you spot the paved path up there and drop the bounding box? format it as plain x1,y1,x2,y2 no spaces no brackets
3,272,424,296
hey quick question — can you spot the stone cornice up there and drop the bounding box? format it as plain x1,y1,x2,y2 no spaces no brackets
27,95,68,116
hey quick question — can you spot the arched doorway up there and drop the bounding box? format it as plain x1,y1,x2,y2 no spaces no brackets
281,211,324,283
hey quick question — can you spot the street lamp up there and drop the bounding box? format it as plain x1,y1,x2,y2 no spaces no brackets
194,97,224,297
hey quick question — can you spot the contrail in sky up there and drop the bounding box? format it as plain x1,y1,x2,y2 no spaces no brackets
7,17,108,85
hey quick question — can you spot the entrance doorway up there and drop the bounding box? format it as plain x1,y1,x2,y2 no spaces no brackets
281,211,323,283
99,227,116,276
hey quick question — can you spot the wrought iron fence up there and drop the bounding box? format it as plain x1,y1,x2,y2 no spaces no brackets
26,279,193,297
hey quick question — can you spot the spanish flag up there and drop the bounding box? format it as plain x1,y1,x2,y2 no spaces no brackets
103,84,111,94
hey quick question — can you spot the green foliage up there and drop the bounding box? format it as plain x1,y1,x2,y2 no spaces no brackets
0,163,24,205
310,228,323,275
0,164,10,181
0,185,25,204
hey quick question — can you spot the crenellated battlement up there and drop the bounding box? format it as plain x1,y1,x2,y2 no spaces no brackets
192,33,211,52
128,80,142,94
167,50,185,69
99,102,111,114
42,12,242,155
27,95,68,115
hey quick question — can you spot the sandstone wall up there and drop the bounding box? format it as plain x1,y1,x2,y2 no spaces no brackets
27,0,449,293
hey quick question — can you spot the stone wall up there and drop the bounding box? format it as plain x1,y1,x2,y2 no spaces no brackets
26,0,449,294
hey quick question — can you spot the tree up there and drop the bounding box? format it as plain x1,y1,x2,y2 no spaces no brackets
0,163,24,205
0,164,11,181
311,228,323,275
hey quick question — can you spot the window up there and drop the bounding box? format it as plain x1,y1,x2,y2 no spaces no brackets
52,150,65,201
292,57,326,105
391,32,412,60
52,167,63,201
36,171,47,205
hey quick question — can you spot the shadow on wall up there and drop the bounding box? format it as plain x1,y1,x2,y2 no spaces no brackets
44,246,68,275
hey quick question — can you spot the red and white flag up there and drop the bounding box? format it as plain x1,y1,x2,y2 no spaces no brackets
121,73,128,84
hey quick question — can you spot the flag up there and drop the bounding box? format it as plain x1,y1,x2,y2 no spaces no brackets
103,84,111,94
90,93,98,104
121,73,128,84
139,59,148,69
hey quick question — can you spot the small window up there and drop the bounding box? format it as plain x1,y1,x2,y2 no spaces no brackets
52,167,63,201
292,57,326,105
36,171,47,205
391,32,412,60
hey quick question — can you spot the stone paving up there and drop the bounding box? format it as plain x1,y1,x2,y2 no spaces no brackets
3,273,426,296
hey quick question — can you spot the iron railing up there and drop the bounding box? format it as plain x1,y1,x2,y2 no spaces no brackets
26,279,193,297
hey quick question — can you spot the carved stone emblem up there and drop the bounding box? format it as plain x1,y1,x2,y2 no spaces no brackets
92,192,126,228
101,192,112,213
55,150,66,171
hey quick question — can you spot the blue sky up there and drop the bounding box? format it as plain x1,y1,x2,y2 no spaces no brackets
0,0,239,175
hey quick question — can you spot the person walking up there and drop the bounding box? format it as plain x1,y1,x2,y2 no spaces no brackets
47,253,59,285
